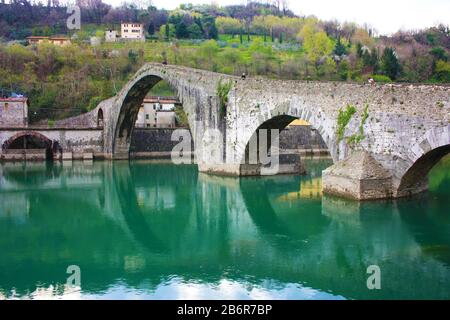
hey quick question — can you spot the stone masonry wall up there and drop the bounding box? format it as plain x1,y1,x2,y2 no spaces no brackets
130,127,193,158
0,101,27,127
129,125,327,158
279,125,328,151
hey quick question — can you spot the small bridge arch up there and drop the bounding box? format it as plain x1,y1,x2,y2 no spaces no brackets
2,131,61,160
237,102,338,170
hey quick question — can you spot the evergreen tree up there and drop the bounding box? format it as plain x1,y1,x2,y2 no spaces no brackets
381,47,402,80
333,37,347,56
209,21,218,40
165,23,170,40
175,21,189,39
356,43,363,58
148,22,155,35
187,23,202,39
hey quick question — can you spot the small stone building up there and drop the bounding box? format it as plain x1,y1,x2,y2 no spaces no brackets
0,97,28,127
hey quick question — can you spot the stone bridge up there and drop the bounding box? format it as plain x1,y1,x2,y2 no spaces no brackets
100,63,449,200
1,63,449,200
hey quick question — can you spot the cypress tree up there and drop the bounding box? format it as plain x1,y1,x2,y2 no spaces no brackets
165,23,169,40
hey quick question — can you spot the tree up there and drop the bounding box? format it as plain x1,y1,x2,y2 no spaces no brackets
209,21,218,40
187,23,202,39
165,23,170,39
430,47,448,62
199,40,219,70
175,21,189,39
159,23,175,40
147,23,155,35
381,47,401,80
433,60,450,82
215,16,243,35
201,15,218,39
301,29,334,66
333,37,347,57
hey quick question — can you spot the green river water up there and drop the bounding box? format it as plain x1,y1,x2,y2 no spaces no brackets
0,157,449,300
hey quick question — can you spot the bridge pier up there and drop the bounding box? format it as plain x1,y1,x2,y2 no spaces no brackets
322,151,393,200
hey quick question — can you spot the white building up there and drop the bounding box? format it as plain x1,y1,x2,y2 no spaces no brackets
121,23,145,41
135,97,180,128
105,30,118,42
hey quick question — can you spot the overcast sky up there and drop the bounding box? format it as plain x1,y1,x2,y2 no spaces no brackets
101,0,450,35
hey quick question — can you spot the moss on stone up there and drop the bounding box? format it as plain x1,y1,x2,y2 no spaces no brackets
337,104,357,143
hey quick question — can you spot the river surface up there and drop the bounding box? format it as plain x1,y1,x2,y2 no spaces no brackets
0,157,449,300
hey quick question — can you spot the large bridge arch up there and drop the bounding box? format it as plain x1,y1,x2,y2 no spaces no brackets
104,64,222,159
112,74,164,158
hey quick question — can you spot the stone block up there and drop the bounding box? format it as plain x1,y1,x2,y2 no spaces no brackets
83,152,93,160
322,151,393,200
62,152,73,160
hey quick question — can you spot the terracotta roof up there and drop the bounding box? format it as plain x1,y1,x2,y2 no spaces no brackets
143,96,180,104
0,97,28,102
26,36,70,41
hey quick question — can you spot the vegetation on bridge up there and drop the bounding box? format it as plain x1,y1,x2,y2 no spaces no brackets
346,105,369,147
336,104,357,143
217,79,234,117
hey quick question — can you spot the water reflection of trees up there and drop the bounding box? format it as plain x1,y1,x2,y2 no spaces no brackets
0,160,450,299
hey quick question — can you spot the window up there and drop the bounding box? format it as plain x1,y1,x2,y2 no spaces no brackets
153,104,156,110
146,114,149,120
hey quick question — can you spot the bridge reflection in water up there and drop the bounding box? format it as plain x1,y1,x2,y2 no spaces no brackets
0,158,449,299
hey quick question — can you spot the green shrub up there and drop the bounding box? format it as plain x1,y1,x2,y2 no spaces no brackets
371,74,392,83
